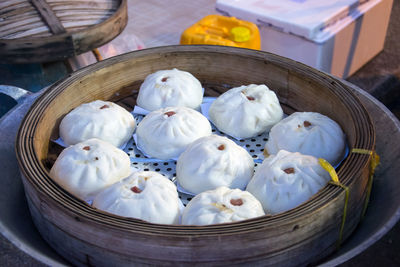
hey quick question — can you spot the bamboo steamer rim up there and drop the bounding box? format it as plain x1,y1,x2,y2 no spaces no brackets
16,45,375,237
0,0,127,63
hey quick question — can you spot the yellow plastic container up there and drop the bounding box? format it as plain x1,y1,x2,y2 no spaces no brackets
180,14,261,50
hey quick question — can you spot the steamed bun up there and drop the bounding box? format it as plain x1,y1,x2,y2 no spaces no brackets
264,112,346,166
136,106,212,160
246,150,330,214
209,84,283,139
93,171,182,224
50,138,131,200
176,135,254,194
136,68,203,111
60,100,136,148
182,186,265,225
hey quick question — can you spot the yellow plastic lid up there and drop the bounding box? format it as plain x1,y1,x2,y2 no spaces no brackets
230,26,250,43
180,15,261,50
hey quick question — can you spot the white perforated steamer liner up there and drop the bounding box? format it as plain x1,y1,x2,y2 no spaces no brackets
126,122,267,205
127,98,272,205
126,98,349,206
55,97,347,206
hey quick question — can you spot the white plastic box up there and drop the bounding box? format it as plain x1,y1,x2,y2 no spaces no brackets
216,0,393,78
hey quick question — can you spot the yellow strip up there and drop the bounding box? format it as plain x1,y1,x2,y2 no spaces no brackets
351,148,380,172
318,158,339,183
92,48,103,61
318,149,380,249
351,148,380,219
319,158,349,249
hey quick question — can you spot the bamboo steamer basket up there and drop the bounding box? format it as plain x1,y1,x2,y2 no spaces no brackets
0,0,127,63
15,45,375,266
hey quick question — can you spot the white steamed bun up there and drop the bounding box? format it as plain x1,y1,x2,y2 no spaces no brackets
246,150,331,214
136,68,203,111
264,112,346,166
176,135,254,194
92,171,182,224
60,100,136,148
50,138,131,200
136,106,212,160
209,84,283,139
182,186,265,225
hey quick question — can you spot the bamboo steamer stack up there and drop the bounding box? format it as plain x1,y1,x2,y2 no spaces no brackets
15,46,375,266
0,0,127,63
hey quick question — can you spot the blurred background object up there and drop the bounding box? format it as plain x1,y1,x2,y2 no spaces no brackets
216,0,393,78
180,14,261,50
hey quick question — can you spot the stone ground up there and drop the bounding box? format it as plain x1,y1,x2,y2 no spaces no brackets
0,0,399,266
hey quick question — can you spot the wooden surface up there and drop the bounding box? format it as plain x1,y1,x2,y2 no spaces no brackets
30,0,67,34
0,0,128,63
15,46,374,266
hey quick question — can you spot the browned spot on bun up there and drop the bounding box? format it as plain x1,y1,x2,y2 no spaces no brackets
230,198,243,206
131,186,142,193
284,167,295,174
161,77,169,82
83,146,91,151
212,203,232,212
100,104,109,109
241,91,255,101
303,121,312,127
218,144,225,150
164,111,176,117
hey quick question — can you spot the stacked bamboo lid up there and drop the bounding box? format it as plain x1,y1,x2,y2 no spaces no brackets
0,0,127,63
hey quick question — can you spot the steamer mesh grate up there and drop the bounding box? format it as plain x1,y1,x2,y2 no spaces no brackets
124,113,267,205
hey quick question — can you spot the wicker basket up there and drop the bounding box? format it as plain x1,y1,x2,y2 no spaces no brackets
0,0,127,63
16,45,375,266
